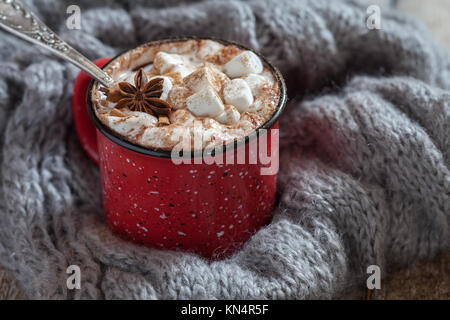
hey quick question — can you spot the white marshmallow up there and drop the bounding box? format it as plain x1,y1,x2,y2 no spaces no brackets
223,79,253,112
196,40,223,60
243,73,268,96
140,126,184,150
208,64,230,86
172,65,193,78
168,86,191,110
107,113,157,137
148,76,172,100
183,67,221,92
153,52,194,78
153,52,185,74
224,51,263,78
261,69,275,85
192,118,223,149
247,98,264,112
215,104,241,125
170,108,196,125
186,86,225,117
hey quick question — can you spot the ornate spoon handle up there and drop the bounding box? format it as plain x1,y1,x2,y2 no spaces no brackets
0,0,114,87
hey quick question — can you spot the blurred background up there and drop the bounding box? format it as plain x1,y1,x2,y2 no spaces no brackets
346,0,450,299
366,0,450,51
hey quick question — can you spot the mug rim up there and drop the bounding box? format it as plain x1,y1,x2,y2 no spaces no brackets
86,36,287,159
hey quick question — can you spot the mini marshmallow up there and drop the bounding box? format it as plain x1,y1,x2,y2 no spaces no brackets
243,73,268,96
140,126,179,150
208,64,230,86
191,119,223,149
168,86,191,110
223,79,253,112
186,86,225,117
247,98,264,112
215,104,241,125
153,52,185,74
172,65,193,78
224,51,263,78
170,108,196,125
161,71,183,86
108,113,157,137
196,40,223,60
184,67,221,92
148,75,172,100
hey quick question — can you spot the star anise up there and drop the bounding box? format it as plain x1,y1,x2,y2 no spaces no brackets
100,68,172,126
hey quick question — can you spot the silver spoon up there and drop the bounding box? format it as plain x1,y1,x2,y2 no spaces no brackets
0,0,114,87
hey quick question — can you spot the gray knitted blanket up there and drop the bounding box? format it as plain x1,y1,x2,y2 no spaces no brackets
0,0,449,299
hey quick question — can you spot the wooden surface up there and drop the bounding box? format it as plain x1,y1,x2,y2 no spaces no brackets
341,251,450,300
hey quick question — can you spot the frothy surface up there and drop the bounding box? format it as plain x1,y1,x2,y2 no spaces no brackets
92,39,280,151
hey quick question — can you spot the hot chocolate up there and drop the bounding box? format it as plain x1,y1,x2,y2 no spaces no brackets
91,39,280,151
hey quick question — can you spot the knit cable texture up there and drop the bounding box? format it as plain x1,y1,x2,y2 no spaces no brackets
0,0,449,299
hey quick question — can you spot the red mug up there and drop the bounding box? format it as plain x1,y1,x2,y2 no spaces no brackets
72,37,287,259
